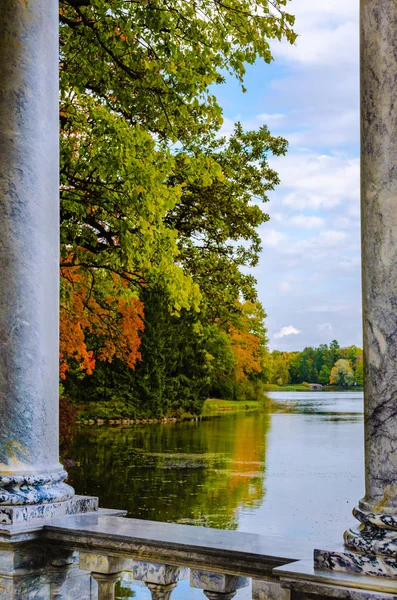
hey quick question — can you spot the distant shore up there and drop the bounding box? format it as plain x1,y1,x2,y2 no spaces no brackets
76,389,364,426
263,383,363,392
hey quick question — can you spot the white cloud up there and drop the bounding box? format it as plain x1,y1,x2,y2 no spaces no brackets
293,230,348,254
272,153,360,211
274,325,301,339
289,215,324,229
274,21,358,67
278,281,293,293
272,212,283,222
272,0,359,67
304,305,349,314
256,112,286,126
261,229,287,248
318,322,333,333
286,109,359,149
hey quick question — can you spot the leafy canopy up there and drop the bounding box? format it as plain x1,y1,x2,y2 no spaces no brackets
59,0,295,375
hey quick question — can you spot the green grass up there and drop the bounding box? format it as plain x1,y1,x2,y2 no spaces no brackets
201,397,268,415
263,383,311,392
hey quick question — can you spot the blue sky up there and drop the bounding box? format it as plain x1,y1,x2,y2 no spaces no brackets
217,0,361,351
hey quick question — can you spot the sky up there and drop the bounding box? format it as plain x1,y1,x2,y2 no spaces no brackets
215,0,361,351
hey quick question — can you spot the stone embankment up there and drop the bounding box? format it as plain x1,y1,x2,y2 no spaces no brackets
78,416,180,426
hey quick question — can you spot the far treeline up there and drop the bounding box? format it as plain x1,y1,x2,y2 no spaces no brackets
265,341,363,388
58,0,297,427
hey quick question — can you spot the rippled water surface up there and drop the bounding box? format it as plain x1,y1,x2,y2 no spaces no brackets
68,391,364,598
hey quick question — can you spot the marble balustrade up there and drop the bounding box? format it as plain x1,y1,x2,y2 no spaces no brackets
0,508,320,600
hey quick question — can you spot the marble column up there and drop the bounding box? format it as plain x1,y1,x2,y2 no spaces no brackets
315,0,397,579
0,1,73,504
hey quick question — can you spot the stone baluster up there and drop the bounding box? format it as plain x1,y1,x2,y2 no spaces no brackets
79,553,131,600
50,549,93,600
313,0,397,579
0,0,74,506
252,577,290,600
130,560,189,600
190,570,249,600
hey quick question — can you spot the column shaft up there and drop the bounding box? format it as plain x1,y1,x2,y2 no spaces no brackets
0,0,73,504
360,0,397,512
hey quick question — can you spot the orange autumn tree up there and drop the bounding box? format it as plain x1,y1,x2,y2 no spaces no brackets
60,256,144,380
206,301,268,402
229,301,268,381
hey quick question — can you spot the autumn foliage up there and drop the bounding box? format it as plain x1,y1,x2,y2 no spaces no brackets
60,258,144,379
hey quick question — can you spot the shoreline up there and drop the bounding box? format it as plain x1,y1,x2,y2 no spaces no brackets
75,389,363,426
76,397,269,426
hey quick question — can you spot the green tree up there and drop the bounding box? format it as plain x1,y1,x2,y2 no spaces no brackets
268,351,290,385
59,0,296,414
318,365,331,385
330,359,354,387
59,0,296,325
354,360,364,386
168,124,288,319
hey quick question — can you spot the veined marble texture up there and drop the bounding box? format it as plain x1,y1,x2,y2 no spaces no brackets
0,471,74,506
0,0,71,505
314,548,397,579
0,495,98,527
353,506,397,531
360,0,397,513
130,561,189,585
190,570,249,593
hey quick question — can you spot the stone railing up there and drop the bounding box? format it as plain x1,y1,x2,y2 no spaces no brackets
36,507,316,600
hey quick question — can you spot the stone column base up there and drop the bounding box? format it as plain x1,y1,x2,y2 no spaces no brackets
0,495,98,527
274,559,397,599
314,504,397,579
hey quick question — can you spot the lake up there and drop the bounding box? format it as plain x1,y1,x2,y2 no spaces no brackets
68,391,364,598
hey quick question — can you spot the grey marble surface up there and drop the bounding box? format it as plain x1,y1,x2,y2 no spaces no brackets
0,495,98,527
276,559,397,597
130,561,188,584
315,546,397,579
190,570,248,593
359,0,397,514
43,513,321,577
0,0,71,505
252,578,290,600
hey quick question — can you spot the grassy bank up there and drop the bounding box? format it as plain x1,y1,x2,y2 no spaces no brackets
200,397,268,416
263,384,363,392
263,383,311,392
76,397,269,424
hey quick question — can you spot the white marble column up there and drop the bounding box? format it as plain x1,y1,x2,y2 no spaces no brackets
315,0,397,578
358,0,397,515
0,0,73,505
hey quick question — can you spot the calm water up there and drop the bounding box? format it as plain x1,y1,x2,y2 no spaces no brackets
68,392,364,599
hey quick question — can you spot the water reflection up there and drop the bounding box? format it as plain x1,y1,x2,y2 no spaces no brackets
69,412,271,530
68,391,364,543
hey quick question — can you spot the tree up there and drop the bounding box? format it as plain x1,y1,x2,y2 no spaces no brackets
168,124,288,320
318,365,331,385
354,360,364,386
267,351,290,385
330,359,354,387
59,0,296,372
